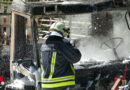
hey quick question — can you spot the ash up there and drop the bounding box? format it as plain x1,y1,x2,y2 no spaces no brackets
0,45,10,80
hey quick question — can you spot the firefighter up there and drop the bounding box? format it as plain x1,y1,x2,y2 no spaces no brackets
41,22,81,90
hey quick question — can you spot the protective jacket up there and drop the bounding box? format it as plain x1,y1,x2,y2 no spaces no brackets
41,35,81,89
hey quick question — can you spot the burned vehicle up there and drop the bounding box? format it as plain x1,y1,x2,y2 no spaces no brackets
5,0,130,90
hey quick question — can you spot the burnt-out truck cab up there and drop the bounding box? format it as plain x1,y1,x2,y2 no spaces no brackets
6,0,130,90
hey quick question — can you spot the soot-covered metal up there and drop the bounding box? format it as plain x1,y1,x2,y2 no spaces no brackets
11,0,128,15
91,12,113,36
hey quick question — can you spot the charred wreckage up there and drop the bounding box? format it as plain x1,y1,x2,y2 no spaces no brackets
3,0,130,90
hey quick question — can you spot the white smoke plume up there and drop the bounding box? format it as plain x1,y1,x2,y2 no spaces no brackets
65,10,130,64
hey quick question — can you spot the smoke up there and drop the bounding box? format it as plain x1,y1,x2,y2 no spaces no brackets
77,36,116,63
112,10,130,58
6,77,35,89
65,10,130,64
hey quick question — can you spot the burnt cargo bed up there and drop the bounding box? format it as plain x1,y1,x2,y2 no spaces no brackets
74,60,130,89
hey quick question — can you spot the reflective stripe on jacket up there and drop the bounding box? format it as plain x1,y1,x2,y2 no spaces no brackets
41,36,81,88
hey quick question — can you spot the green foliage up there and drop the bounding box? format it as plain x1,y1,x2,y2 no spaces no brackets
4,6,7,13
0,1,12,5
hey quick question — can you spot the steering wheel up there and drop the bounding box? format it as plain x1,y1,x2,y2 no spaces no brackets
101,37,123,59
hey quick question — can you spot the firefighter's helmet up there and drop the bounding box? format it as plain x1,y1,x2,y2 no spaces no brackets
49,22,70,37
